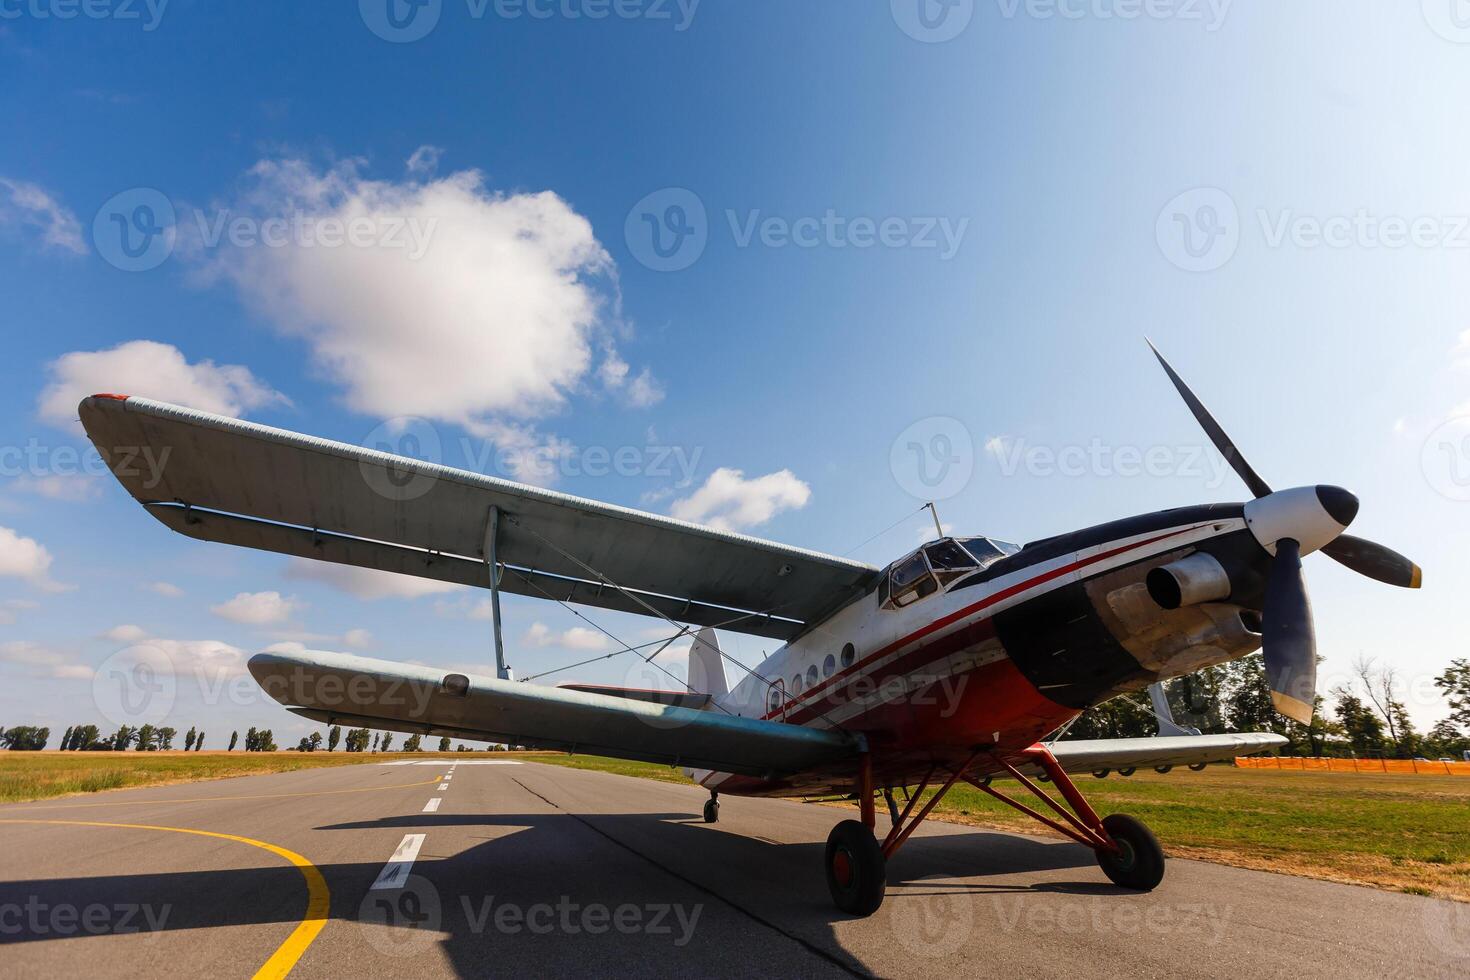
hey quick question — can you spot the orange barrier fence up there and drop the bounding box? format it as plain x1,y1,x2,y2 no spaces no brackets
1234,756,1470,775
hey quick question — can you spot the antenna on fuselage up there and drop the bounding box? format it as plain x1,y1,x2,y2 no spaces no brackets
925,501,945,539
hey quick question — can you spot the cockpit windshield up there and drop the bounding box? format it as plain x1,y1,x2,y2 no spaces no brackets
880,536,1023,608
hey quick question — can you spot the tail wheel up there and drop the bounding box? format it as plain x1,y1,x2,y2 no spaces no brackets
1096,814,1165,891
703,799,720,823
825,820,886,916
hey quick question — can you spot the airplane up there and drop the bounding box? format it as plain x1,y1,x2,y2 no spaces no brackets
79,345,1421,916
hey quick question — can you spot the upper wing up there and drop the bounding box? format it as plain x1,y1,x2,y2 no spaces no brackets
249,648,857,776
80,395,879,640
1045,733,1287,774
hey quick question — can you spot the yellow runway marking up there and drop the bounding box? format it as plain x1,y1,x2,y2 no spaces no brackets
1,776,444,811
0,818,329,979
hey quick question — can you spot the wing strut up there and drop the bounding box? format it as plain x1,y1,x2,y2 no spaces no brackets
484,506,511,681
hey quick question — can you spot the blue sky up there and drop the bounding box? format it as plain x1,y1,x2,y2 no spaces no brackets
1,1,1467,743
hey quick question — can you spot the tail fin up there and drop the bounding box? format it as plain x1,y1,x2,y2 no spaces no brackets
687,628,728,700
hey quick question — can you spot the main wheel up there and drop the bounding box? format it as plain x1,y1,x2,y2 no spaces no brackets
703,799,720,823
825,820,886,916
1096,813,1165,890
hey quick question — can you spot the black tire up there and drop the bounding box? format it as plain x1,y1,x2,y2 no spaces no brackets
1092,769,1110,779
1154,765,1172,774
1096,814,1165,890
703,799,720,823
1117,766,1136,777
1188,762,1207,772
825,820,886,916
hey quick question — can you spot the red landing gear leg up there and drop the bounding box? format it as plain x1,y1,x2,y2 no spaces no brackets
825,752,887,916
963,744,1166,891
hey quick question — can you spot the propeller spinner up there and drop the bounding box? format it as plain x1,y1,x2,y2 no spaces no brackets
1146,341,1422,725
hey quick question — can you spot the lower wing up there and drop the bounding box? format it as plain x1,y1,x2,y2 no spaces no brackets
249,649,856,778
1045,733,1287,774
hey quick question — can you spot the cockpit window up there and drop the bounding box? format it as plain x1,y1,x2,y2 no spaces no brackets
959,537,1020,566
888,552,938,607
925,540,976,582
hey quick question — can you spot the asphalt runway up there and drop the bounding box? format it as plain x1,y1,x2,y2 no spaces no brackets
1,760,1465,979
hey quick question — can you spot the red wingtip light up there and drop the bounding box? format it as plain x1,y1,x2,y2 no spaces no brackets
91,393,131,401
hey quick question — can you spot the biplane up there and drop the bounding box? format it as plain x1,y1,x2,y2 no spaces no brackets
80,345,1420,915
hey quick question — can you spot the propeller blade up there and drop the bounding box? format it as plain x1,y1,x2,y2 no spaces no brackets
1147,339,1274,499
1261,537,1317,725
1319,534,1423,589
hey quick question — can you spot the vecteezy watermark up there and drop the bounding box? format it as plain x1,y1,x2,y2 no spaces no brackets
624,188,969,272
360,876,703,954
0,898,172,938
0,438,169,488
1422,0,1470,44
1158,187,1470,272
986,436,1235,488
992,897,1233,942
890,416,975,502
890,878,974,957
359,0,700,43
1156,187,1240,273
891,0,975,43
1422,415,1470,502
356,415,705,501
0,0,168,31
92,187,437,273
993,0,1231,30
92,645,178,727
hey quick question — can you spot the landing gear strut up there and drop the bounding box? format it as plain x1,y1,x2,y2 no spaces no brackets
821,744,1167,915
702,792,719,824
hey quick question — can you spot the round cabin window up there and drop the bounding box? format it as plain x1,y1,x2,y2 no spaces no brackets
841,643,856,668
806,664,819,687
822,654,836,678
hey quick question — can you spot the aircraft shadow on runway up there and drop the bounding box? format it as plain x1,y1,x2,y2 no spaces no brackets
1,807,1123,978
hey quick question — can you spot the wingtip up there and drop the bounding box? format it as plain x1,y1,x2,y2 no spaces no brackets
1409,564,1423,589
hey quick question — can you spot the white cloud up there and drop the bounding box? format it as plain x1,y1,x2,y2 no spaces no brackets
522,622,607,651
196,156,652,435
148,581,184,598
9,474,101,503
210,590,303,625
469,419,576,486
0,525,71,592
37,340,285,431
142,638,249,679
342,628,372,648
0,640,93,680
0,177,86,254
103,624,148,643
598,350,664,408
668,467,811,532
0,598,37,625
283,559,465,600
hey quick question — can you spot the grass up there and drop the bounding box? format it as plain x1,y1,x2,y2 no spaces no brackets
7,751,1468,901
504,754,1470,902
0,750,471,803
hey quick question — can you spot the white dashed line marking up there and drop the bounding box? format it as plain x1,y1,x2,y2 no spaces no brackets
370,834,426,890
438,783,449,790
423,798,442,813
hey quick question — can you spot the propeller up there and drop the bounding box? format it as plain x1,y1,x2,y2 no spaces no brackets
1146,340,1422,725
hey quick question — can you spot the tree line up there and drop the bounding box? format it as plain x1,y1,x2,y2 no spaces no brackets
1064,654,1470,760
1,720,504,752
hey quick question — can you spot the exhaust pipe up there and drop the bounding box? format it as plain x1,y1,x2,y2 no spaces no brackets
1146,552,1232,610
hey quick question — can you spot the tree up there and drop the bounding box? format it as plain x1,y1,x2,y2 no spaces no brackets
228,730,239,751
1353,656,1417,757
296,736,314,752
438,736,451,752
308,731,322,752
195,730,204,750
245,727,259,752
380,733,394,752
256,729,277,752
71,725,100,751
136,724,157,752
61,726,76,751
157,727,177,751
1434,659,1470,729
403,734,423,752
1059,695,1155,741
1,726,50,751
1425,720,1468,759
1333,690,1387,756
184,727,197,752
110,725,136,751
328,726,341,752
